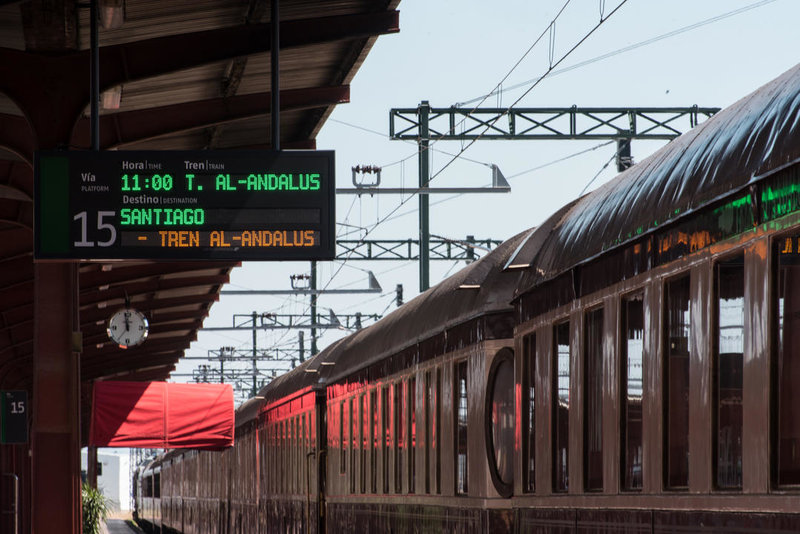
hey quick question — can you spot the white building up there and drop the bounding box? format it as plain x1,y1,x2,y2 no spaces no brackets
81,449,131,511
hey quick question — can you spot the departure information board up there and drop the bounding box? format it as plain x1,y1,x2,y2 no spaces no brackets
34,150,335,261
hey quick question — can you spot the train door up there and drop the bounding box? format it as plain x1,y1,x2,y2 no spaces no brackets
315,390,327,534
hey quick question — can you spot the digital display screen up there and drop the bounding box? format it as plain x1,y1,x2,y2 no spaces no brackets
34,150,335,261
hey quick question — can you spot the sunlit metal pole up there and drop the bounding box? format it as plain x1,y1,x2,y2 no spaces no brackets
418,101,430,291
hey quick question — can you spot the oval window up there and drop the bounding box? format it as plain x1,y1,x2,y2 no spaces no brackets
485,348,514,497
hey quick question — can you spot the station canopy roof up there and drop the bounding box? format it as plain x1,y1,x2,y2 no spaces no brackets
0,0,400,399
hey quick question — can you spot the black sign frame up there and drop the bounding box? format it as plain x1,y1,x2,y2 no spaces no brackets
1,390,28,444
34,150,335,261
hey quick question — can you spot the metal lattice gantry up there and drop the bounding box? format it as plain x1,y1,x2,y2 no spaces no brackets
336,236,501,261
389,102,721,292
200,310,381,332
389,105,721,141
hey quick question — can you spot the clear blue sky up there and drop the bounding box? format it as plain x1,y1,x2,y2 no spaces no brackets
174,0,800,401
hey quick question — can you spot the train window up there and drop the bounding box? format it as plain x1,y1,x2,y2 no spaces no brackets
361,394,368,494
621,292,644,491
303,414,308,490
382,386,390,494
455,360,469,495
486,348,515,498
424,370,431,494
311,409,316,450
296,417,301,493
774,235,800,486
288,418,294,494
409,376,416,494
288,418,293,494
665,275,691,490
436,367,442,494
584,308,604,491
553,320,571,493
279,420,284,492
395,382,403,493
339,401,346,475
276,423,280,492
350,397,357,494
273,424,278,493
297,416,302,493
297,417,302,493
715,256,744,490
523,333,536,493
371,389,378,494
268,421,274,493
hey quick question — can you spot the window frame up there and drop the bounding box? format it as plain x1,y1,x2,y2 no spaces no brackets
712,253,745,490
583,305,605,492
552,318,571,493
484,347,515,498
620,289,645,492
770,231,800,488
522,332,536,494
454,359,469,495
663,273,692,491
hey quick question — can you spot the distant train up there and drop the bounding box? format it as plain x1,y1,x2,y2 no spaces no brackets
134,63,800,533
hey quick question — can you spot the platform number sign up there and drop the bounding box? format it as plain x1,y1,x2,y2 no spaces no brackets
1,390,28,444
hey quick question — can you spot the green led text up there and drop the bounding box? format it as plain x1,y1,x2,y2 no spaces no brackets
120,208,205,226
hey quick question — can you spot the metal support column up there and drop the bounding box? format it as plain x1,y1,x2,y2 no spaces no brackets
251,311,258,397
616,138,633,172
310,261,318,355
32,264,80,534
298,331,305,363
87,446,98,489
418,100,431,292
90,0,99,152
271,0,280,150
86,0,100,491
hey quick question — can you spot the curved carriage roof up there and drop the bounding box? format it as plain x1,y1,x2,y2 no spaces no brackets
325,230,527,384
256,338,347,406
256,229,529,405
515,62,800,296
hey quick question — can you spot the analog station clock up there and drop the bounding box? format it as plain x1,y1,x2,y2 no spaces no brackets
107,308,149,349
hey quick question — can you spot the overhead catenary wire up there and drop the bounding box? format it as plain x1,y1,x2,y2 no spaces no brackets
239,0,777,367
333,0,581,178
578,149,618,198
330,0,776,227
421,0,631,188
455,0,779,107
192,1,632,365
329,117,493,169
300,1,631,323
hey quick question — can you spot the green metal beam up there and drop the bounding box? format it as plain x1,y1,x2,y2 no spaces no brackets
200,311,381,332
419,101,431,291
336,237,501,261
390,105,721,141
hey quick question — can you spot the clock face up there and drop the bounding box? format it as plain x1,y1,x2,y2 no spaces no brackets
107,308,149,349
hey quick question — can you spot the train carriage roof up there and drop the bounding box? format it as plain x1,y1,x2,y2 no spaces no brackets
515,62,800,296
257,229,529,405
256,337,347,406
324,228,529,384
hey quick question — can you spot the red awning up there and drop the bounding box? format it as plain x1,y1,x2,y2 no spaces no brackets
90,381,234,449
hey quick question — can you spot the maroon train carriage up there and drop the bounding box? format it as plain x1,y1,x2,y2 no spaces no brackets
134,458,162,533
136,62,800,533
266,228,529,533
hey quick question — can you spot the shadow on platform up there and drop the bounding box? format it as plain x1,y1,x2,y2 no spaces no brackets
102,519,144,534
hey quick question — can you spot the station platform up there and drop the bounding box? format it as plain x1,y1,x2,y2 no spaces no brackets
103,519,144,534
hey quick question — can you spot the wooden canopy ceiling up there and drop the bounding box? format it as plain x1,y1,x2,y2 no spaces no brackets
0,0,400,389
